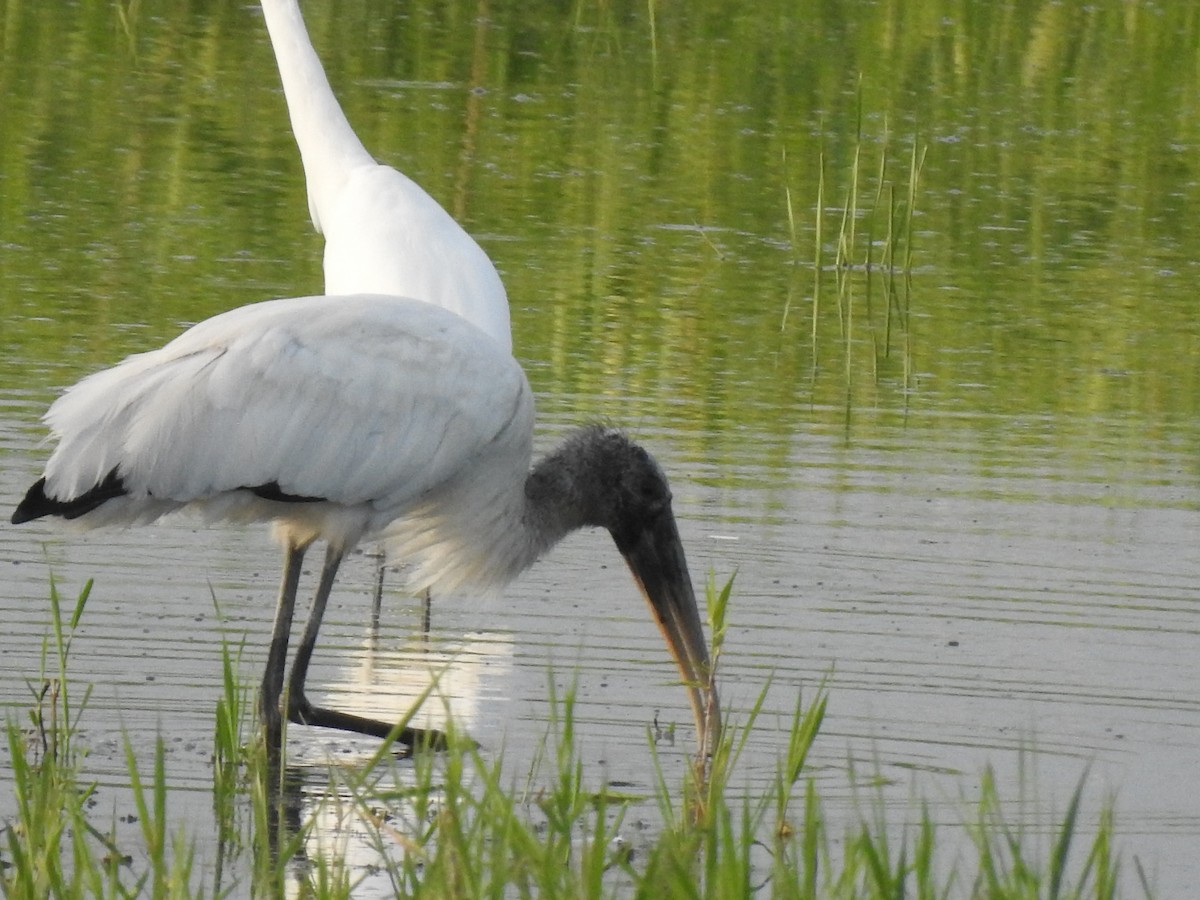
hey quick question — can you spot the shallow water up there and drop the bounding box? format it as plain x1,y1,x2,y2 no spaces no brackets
4,401,1197,891
3,0,1200,894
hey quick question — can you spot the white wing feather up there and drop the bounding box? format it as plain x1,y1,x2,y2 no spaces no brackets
41,296,532,556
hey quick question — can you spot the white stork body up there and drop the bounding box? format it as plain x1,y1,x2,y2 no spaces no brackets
14,296,719,754
260,0,512,353
37,295,534,590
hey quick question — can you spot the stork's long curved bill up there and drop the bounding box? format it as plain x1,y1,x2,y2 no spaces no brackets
619,512,721,753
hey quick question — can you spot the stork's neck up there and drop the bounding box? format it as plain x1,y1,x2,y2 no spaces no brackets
260,0,375,228
387,426,629,594
519,425,631,563
521,442,597,557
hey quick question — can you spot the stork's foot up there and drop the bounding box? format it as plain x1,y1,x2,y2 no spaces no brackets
286,693,451,751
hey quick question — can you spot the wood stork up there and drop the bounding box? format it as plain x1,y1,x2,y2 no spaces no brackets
259,0,511,352
11,295,720,755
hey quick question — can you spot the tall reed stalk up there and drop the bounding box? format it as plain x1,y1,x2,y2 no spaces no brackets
782,104,926,396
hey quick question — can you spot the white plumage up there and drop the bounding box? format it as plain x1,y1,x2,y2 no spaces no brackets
260,0,512,353
39,295,533,589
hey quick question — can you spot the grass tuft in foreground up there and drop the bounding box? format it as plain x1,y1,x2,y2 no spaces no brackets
1,575,1149,898
2,578,198,897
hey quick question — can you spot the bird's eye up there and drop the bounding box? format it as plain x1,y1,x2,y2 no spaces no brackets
637,479,669,516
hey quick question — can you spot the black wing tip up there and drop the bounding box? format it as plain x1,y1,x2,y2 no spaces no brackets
11,477,50,524
248,481,327,503
11,469,128,524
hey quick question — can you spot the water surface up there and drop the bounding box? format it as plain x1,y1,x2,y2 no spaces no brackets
2,1,1198,894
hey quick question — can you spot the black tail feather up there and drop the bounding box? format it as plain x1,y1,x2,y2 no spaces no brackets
11,469,128,524
248,481,327,503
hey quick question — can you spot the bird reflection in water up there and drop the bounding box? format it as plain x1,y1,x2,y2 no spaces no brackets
247,626,514,893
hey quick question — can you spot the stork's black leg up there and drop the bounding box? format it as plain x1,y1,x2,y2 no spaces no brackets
285,543,448,750
369,548,386,633
261,539,310,755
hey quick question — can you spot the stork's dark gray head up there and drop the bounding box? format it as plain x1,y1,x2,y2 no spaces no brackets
550,426,673,545
526,425,720,751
